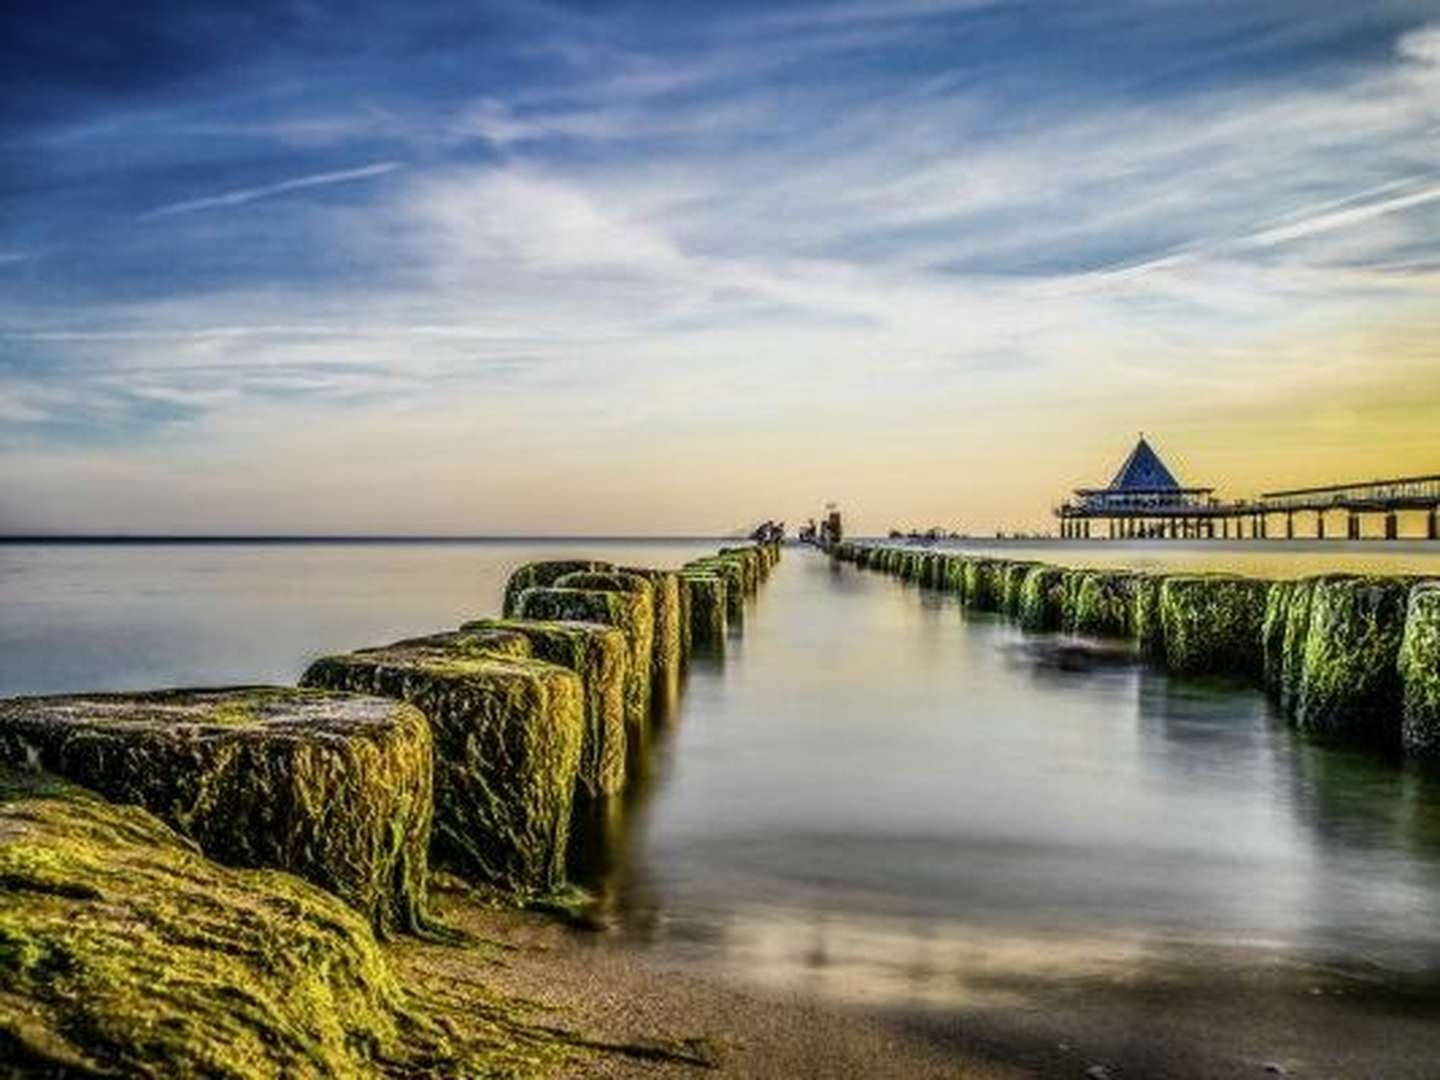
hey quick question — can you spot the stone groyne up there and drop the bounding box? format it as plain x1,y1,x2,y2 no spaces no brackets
0,541,781,1077
832,542,1440,761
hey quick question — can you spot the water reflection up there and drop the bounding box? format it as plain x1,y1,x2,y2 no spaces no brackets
595,550,1440,1025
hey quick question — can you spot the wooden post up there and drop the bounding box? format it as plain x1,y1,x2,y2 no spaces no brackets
1316,511,1325,540
1348,513,1360,540
1286,512,1294,540
1429,508,1437,541
1083,520,1091,540
1386,512,1398,541
1259,514,1267,540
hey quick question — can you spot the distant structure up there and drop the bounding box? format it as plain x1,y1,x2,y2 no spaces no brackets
1056,436,1440,541
751,520,785,543
799,504,843,548
1059,436,1218,538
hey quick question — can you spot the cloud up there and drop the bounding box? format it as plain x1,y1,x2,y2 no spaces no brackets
140,161,405,219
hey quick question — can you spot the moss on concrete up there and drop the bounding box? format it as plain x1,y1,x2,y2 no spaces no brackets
1400,583,1440,758
1069,571,1136,639
685,557,746,619
679,572,727,650
1018,566,1068,632
0,770,564,1079
719,546,767,586
1279,577,1317,714
1158,576,1269,677
1261,581,1294,697
554,572,658,709
1295,576,1410,744
502,560,614,617
0,688,432,937
963,559,1004,612
517,587,653,744
1131,574,1166,659
1001,562,1038,618
302,649,582,895
461,618,628,799
619,567,684,683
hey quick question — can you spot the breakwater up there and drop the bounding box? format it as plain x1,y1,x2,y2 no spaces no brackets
832,542,1440,760
0,541,780,1076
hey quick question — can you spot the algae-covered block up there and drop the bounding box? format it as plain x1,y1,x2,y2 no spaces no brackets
941,554,966,595
303,649,582,894
1400,582,1440,758
680,571,728,650
555,571,660,699
1295,575,1410,743
0,688,432,936
963,559,1004,612
1132,573,1166,658
0,770,473,1078
502,559,614,617
1001,562,1038,618
517,586,653,742
712,550,759,594
621,566,684,677
720,545,768,584
1279,577,1317,714
1069,571,1136,639
687,556,747,618
1158,576,1269,677
1261,581,1295,696
1019,566,1068,632
461,618,628,798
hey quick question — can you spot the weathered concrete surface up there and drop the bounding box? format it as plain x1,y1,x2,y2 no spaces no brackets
620,566,685,682
1018,566,1068,632
1400,582,1440,758
680,571,728,650
0,688,432,936
0,770,556,1079
302,648,582,895
1068,571,1137,640
1294,576,1410,743
502,559,614,617
460,618,628,798
1158,576,1269,677
517,586,654,743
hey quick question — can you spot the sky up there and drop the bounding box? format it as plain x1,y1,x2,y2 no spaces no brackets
2,0,1438,536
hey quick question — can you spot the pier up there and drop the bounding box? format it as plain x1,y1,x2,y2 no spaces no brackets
1056,438,1440,541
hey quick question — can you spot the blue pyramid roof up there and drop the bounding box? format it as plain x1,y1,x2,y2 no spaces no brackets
1109,437,1181,492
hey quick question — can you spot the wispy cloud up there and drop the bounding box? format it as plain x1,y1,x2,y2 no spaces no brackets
140,161,405,219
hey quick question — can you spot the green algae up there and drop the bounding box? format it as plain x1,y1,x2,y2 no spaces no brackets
1278,577,1317,714
460,618,628,799
685,557,746,619
1018,566,1069,633
302,649,583,896
1400,583,1440,758
1295,576,1410,743
516,587,653,745
1261,581,1294,697
0,770,567,1079
0,688,433,938
1068,571,1137,639
963,559,1005,612
552,572,657,712
618,567,684,685
502,560,614,618
1158,576,1269,677
678,572,728,650
1001,562,1038,618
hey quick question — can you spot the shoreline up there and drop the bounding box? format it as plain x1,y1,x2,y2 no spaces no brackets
391,889,1440,1079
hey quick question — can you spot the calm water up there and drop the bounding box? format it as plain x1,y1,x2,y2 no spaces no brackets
7,540,1440,1072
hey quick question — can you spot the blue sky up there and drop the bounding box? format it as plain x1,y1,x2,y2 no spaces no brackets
3,0,1439,534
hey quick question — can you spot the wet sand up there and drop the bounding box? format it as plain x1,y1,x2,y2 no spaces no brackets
389,889,1440,1080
